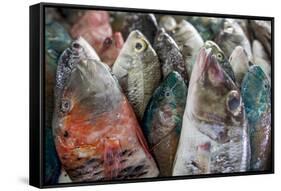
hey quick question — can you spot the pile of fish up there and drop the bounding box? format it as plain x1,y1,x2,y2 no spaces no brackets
44,8,272,184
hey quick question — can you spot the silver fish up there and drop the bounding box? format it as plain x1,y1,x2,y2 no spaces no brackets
112,30,161,120
229,46,250,87
215,19,252,61
249,20,271,57
154,28,189,84
173,48,250,176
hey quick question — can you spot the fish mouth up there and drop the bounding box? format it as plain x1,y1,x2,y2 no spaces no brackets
189,47,213,85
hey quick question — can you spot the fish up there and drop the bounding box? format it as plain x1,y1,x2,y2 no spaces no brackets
142,71,187,176
44,127,61,184
229,46,250,87
170,19,204,77
159,16,177,32
99,32,124,67
204,41,236,83
186,16,224,41
215,19,252,61
249,20,271,57
172,48,250,176
154,28,189,85
70,10,113,55
58,8,86,25
45,20,72,184
122,13,158,45
58,168,72,183
52,39,159,182
241,65,271,171
252,40,271,81
112,30,161,120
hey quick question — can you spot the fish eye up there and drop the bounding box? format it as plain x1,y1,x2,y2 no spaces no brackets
134,39,147,52
103,37,113,47
61,99,71,113
72,42,82,50
217,52,224,61
226,90,241,116
165,91,170,97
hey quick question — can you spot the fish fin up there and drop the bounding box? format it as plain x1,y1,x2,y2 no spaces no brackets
103,138,122,179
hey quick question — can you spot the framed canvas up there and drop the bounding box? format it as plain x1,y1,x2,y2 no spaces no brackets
29,2,274,188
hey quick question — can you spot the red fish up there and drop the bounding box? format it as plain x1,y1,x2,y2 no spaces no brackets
99,32,124,67
70,11,112,55
53,40,159,182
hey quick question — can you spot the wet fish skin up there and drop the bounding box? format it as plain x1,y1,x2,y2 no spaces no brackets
45,21,72,184
142,71,187,176
159,16,178,32
173,48,249,176
215,19,252,61
53,40,159,181
99,32,124,67
229,46,250,87
70,10,113,55
171,19,204,77
186,17,225,41
241,65,271,171
112,30,161,120
122,13,158,45
204,41,236,83
249,20,271,57
44,127,61,184
252,40,271,81
154,28,189,85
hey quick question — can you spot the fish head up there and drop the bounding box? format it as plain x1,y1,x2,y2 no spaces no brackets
229,46,249,66
154,28,179,59
241,65,271,124
229,46,249,80
159,16,177,32
156,71,187,104
188,47,245,143
204,41,228,65
215,19,245,57
112,30,156,80
53,40,122,133
100,32,124,66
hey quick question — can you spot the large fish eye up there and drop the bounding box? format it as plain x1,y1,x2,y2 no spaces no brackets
134,39,147,52
61,99,71,113
226,90,241,116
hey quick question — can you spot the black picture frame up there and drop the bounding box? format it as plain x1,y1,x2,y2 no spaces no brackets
29,2,275,188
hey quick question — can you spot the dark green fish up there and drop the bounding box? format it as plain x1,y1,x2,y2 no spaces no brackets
186,16,224,41
45,20,72,184
173,48,249,175
154,28,189,85
142,71,187,176
122,13,158,44
44,127,61,184
204,41,236,83
241,65,271,171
